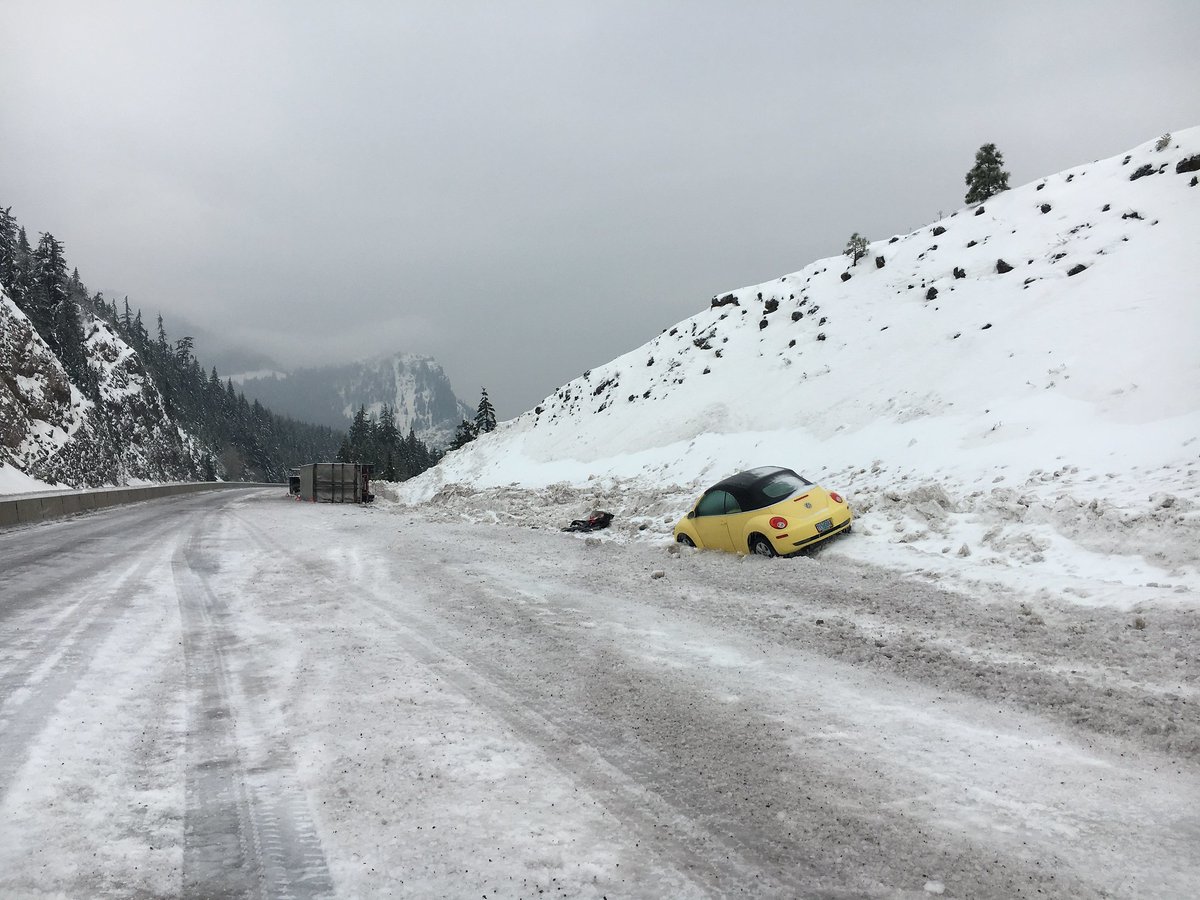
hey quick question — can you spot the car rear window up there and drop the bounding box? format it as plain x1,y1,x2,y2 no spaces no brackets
758,471,811,501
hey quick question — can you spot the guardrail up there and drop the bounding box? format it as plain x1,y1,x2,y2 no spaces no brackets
0,482,282,529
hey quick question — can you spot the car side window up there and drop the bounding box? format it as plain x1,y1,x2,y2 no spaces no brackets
695,490,730,517
723,493,742,514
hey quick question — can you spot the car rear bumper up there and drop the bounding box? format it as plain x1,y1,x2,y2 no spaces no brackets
788,516,851,550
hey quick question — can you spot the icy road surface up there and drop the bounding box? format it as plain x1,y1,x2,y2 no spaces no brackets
0,489,1197,898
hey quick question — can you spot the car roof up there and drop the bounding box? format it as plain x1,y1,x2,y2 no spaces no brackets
707,466,800,505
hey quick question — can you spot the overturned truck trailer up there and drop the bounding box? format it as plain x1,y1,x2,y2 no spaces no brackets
297,462,374,503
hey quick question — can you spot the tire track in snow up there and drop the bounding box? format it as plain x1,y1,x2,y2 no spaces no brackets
173,510,334,900
0,542,168,797
230,512,855,897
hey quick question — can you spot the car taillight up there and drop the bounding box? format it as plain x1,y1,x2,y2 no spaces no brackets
769,516,788,530
829,492,844,504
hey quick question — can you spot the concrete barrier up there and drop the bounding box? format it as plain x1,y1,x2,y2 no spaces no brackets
0,482,281,530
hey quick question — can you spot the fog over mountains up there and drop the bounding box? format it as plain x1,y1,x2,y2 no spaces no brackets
234,354,474,447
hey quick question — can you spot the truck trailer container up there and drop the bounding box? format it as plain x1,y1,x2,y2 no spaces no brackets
297,462,374,503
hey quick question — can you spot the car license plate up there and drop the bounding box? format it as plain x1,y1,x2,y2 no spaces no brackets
815,517,834,533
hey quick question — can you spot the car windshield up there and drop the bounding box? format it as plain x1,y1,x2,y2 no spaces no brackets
753,470,811,505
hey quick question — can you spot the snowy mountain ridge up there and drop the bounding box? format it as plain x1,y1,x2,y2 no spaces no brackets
394,128,1200,610
236,352,473,447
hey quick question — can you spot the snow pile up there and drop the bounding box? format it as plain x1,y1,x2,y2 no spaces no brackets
392,129,1200,608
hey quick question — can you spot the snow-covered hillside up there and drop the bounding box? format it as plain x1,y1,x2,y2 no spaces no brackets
1,288,211,490
395,129,1200,608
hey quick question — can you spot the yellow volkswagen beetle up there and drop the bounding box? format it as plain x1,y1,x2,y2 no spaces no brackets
674,466,851,557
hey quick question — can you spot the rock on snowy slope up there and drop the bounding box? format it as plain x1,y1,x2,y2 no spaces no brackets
393,128,1200,608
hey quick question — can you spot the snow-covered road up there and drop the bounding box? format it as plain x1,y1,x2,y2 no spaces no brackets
0,490,1197,898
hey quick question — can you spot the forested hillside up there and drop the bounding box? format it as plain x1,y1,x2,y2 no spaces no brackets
0,204,342,486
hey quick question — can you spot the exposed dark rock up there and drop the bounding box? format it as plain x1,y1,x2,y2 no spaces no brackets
1122,155,1131,165
875,255,885,268
1102,203,1111,211
1067,263,1087,277
818,316,828,326
791,311,802,322
1036,183,1045,191
764,298,779,314
1066,173,1075,182
1040,203,1051,214
995,259,1013,274
1024,277,1036,285
535,405,544,415
1192,176,1198,187
1129,164,1155,181
925,287,938,300
757,292,763,300
952,333,961,339
975,206,985,216
967,240,978,248
759,319,768,330
711,294,739,308
932,225,946,236
816,333,826,341
888,236,899,244
1122,210,1143,220
953,266,966,279
1177,155,1200,174
840,272,852,282
929,244,938,251
981,323,993,330
646,357,654,366
788,339,796,347
1052,252,1066,261
702,367,710,375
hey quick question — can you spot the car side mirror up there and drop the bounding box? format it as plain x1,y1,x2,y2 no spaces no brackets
687,510,696,519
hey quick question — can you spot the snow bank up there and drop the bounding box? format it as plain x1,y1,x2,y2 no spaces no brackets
390,129,1200,611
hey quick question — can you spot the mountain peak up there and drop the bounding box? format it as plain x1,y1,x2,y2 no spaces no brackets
237,352,472,445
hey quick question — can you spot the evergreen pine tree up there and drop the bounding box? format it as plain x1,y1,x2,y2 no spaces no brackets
0,206,18,296
475,388,497,433
843,233,868,266
13,228,34,310
345,405,370,460
448,418,478,450
964,143,1010,204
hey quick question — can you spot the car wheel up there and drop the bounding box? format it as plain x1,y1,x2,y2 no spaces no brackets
676,534,695,547
750,535,777,558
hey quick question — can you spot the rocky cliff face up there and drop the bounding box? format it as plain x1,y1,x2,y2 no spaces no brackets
1,288,209,488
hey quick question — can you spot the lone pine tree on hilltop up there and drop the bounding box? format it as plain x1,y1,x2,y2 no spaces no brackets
965,143,1010,204
475,387,497,434
843,232,868,266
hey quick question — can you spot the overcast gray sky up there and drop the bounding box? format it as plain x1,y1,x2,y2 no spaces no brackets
2,2,1197,418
